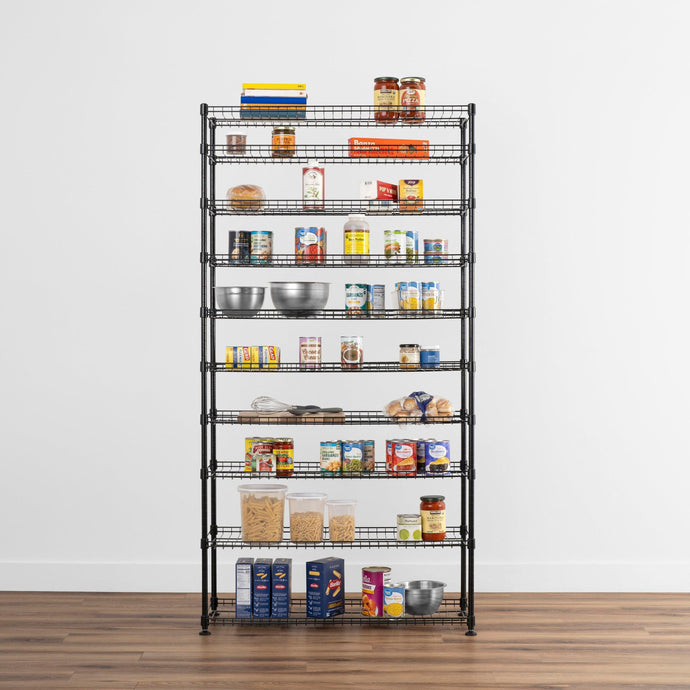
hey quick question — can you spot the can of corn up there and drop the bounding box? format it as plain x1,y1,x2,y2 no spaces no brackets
383,584,406,618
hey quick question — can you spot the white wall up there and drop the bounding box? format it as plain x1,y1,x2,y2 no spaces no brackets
1,0,689,593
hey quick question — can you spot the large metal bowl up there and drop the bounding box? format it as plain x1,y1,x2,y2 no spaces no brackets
401,580,446,615
269,282,330,314
215,286,264,317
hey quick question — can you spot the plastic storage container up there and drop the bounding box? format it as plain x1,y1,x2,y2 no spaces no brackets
326,499,357,542
237,484,287,543
286,492,327,542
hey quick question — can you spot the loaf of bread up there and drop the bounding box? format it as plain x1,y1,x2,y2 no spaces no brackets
227,184,266,211
384,392,454,419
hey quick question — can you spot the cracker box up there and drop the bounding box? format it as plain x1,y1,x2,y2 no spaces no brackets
348,137,429,158
271,558,292,618
235,557,254,618
253,558,272,618
306,557,345,618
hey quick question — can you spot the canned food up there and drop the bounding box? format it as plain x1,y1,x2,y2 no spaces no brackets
425,440,450,476
342,440,364,473
416,439,434,473
273,438,294,478
405,230,419,263
398,281,420,310
362,440,375,472
368,284,385,314
250,230,273,264
397,514,422,541
345,284,370,316
295,226,326,264
251,438,274,472
320,441,342,475
384,229,405,263
299,336,321,369
384,584,406,618
423,238,448,264
422,281,441,310
341,335,363,369
228,230,250,264
245,437,257,471
386,439,416,475
362,567,391,616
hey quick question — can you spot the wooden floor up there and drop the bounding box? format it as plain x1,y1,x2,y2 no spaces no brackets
1,593,689,688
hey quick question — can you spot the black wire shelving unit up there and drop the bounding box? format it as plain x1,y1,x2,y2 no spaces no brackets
199,102,476,635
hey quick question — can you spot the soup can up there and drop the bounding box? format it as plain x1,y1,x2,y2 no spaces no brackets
362,440,375,472
341,335,363,369
299,336,322,369
228,230,250,264
384,584,406,618
342,440,364,473
295,226,326,264
362,567,391,617
320,441,342,475
250,230,273,264
425,440,451,476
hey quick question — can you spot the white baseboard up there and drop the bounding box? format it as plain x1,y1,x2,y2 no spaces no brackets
2,560,689,592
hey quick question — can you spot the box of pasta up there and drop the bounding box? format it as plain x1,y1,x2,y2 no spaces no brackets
306,557,345,618
235,557,254,618
253,558,272,618
271,558,292,618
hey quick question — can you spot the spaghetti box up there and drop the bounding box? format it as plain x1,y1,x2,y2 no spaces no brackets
348,137,429,158
271,558,292,618
253,558,272,618
306,557,345,618
235,558,254,618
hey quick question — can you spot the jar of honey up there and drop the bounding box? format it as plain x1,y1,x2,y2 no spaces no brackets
272,126,295,157
373,76,399,122
420,494,446,541
400,77,426,123
273,438,294,477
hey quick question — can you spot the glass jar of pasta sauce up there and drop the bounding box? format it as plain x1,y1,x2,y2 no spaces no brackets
273,438,294,477
420,494,446,541
400,77,426,123
272,126,295,157
374,76,399,122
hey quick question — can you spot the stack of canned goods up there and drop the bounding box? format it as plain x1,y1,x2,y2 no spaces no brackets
244,437,294,476
344,284,385,315
384,229,419,263
228,230,273,264
386,438,451,476
423,238,448,264
320,440,375,474
394,281,441,310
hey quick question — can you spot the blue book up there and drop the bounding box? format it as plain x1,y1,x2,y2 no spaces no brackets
241,96,307,105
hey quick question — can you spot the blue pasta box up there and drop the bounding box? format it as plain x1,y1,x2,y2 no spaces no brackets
271,558,292,618
253,558,272,618
235,557,254,618
306,557,345,618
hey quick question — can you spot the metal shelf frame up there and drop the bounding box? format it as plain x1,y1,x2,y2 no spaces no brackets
199,102,476,634
208,361,471,373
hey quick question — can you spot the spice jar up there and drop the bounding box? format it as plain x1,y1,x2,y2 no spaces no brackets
373,76,399,122
420,495,446,541
272,126,295,157
400,77,426,123
273,438,294,478
399,344,421,369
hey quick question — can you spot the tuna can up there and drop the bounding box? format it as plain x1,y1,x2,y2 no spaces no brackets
250,438,274,472
423,238,448,264
384,584,406,618
422,281,441,310
320,441,342,475
368,284,385,314
362,567,391,617
425,440,451,475
342,440,364,473
295,226,326,264
405,230,419,263
362,440,375,472
228,230,250,264
345,283,370,316
250,230,273,264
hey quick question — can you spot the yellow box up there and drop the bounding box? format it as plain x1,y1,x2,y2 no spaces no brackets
398,179,423,214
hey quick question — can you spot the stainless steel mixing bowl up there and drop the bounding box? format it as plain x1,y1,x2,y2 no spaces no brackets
215,286,265,316
269,282,330,314
401,580,446,615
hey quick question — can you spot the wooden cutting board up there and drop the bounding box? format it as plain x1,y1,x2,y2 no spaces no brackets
237,410,346,424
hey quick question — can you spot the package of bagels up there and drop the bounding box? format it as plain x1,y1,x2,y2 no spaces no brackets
383,391,454,421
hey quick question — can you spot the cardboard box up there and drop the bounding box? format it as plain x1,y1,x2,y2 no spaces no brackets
235,558,254,618
348,137,429,159
271,558,292,618
360,180,398,213
306,557,345,618
253,558,272,618
399,179,424,213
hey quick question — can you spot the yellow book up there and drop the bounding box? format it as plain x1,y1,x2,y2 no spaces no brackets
242,82,307,90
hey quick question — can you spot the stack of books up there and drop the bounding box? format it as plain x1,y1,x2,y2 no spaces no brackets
240,83,307,119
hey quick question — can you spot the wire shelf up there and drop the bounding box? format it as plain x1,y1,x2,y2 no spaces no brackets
209,199,469,216
210,595,467,626
207,104,470,128
209,308,468,320
208,361,469,373
209,410,466,426
208,143,469,165
211,461,466,479
210,525,465,550
210,253,467,268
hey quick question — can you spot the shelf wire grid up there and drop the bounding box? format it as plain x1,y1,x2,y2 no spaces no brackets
209,253,467,268
209,410,467,426
208,308,469,320
208,361,470,373
207,104,470,128
210,525,466,550
211,594,467,626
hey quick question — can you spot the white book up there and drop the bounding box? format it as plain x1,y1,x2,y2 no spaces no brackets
242,89,307,99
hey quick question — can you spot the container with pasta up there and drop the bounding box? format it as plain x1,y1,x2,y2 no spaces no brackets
286,492,327,542
326,499,356,542
238,484,287,543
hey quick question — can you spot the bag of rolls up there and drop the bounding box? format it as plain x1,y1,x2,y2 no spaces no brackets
383,391,454,421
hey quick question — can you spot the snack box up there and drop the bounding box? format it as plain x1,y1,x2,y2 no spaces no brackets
306,557,345,618
360,180,398,213
253,558,272,618
349,137,429,159
235,557,254,618
225,345,280,370
271,558,292,618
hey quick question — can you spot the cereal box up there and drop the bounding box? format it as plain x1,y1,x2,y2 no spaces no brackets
271,558,292,618
235,557,254,618
253,558,272,618
306,557,345,618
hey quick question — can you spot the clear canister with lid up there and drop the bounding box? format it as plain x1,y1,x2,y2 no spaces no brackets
400,77,426,123
343,214,370,265
272,126,296,157
399,343,421,369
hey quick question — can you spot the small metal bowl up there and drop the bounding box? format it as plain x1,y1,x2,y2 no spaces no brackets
215,286,264,317
401,580,446,615
269,282,330,315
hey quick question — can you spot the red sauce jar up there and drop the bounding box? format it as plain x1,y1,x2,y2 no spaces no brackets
374,76,399,122
420,494,446,541
400,77,426,123
273,438,294,478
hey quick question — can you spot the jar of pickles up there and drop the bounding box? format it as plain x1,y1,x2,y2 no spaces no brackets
374,76,399,122
400,77,426,123
272,126,295,157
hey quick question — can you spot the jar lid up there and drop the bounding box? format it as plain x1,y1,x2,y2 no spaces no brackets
273,126,295,132
226,130,246,136
401,76,426,83
374,76,399,82
286,492,328,499
420,495,445,502
348,213,366,219
326,499,357,505
399,344,420,348
421,345,440,350
238,484,287,493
